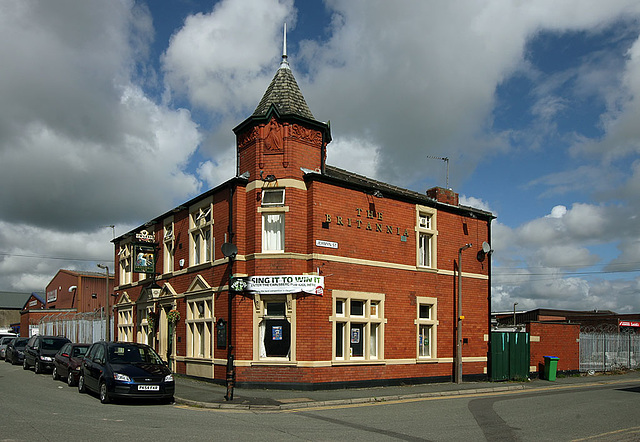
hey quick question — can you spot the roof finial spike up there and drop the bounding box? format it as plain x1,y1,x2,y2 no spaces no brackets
280,23,290,69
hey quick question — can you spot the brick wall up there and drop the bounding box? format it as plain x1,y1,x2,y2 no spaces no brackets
527,321,580,374
110,114,493,387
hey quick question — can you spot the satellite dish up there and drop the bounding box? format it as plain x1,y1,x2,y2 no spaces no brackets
221,242,238,258
482,242,492,254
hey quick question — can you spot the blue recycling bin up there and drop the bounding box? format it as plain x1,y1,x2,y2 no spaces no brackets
544,356,559,381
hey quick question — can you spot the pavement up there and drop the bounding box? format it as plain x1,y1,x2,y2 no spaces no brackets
172,370,640,410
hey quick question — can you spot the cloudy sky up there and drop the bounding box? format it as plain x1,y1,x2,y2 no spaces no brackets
1,0,640,313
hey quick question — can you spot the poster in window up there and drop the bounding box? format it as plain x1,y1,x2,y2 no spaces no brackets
350,327,360,344
272,325,283,341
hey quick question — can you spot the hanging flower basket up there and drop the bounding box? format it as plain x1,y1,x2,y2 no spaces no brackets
167,309,181,325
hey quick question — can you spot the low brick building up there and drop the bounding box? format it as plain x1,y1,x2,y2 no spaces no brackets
111,44,494,388
19,270,114,337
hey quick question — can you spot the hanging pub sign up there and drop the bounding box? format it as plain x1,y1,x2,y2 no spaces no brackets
242,275,324,295
133,243,155,274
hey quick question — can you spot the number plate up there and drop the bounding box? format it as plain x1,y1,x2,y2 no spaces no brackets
138,385,159,391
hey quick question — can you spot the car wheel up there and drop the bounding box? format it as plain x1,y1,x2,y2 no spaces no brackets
67,372,75,387
34,361,42,374
52,367,59,380
78,374,86,393
22,359,29,370
99,382,110,404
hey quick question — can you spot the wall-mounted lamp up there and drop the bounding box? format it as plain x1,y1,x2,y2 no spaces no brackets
260,170,276,182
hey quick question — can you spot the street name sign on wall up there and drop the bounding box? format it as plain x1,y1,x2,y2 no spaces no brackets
316,240,338,249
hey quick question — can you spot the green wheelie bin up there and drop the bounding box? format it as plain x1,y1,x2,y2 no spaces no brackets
543,356,559,381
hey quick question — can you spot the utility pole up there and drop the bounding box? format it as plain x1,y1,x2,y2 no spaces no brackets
97,264,110,341
456,243,472,384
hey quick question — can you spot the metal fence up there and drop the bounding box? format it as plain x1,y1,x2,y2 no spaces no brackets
37,311,112,344
580,331,640,372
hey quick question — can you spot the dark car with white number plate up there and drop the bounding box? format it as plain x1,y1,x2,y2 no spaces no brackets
23,335,71,373
78,341,174,404
5,337,28,365
52,342,90,386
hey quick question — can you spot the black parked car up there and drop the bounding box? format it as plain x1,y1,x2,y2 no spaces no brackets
78,341,174,404
23,335,71,373
5,337,28,365
52,343,90,386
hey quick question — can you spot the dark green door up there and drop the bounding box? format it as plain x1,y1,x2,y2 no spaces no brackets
491,332,530,381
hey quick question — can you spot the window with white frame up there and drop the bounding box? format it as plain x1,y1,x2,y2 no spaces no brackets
262,213,284,252
137,306,154,346
117,307,134,342
260,189,286,253
262,188,285,206
163,221,175,274
189,202,214,266
186,296,213,358
416,296,438,359
416,206,437,268
254,295,294,360
332,291,384,361
118,243,132,285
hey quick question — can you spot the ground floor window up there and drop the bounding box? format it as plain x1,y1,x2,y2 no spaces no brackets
137,305,154,345
332,290,385,361
186,295,213,358
416,296,438,359
254,294,295,361
117,307,133,342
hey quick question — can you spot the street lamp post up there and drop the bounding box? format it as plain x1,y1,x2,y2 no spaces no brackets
456,243,472,384
97,264,110,341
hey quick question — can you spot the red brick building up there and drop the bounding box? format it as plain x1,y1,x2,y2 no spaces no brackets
20,270,114,337
112,46,494,388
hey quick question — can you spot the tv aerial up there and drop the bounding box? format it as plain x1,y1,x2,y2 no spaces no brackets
426,155,449,189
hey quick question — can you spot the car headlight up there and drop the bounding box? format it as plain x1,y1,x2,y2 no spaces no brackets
113,373,131,382
164,374,174,383
40,356,53,362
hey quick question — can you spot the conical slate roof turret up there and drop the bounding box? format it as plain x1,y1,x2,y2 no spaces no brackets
252,24,315,120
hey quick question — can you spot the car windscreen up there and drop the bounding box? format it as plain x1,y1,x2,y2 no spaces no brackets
42,339,68,350
72,346,88,357
13,338,28,348
109,345,163,365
